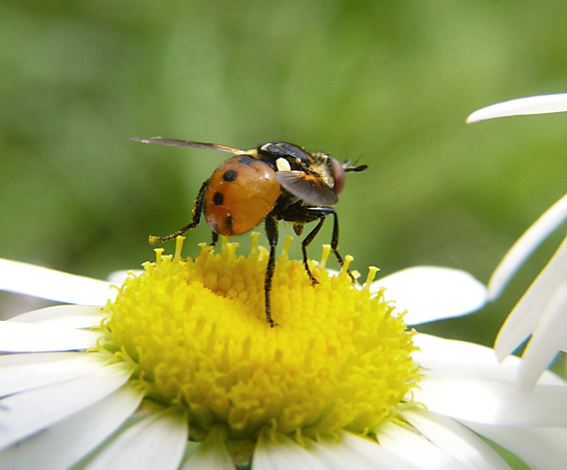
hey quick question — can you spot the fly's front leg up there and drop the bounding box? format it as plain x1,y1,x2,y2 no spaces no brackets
264,216,278,327
149,179,209,244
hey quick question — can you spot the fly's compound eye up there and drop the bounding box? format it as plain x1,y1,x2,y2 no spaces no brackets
330,158,346,195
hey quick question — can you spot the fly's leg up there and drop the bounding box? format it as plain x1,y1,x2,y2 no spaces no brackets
264,216,279,327
328,211,355,283
300,217,326,285
149,179,209,244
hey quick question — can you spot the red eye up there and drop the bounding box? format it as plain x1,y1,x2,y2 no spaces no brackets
331,158,346,195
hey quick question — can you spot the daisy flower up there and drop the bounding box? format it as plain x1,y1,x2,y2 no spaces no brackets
1,234,567,469
468,94,567,390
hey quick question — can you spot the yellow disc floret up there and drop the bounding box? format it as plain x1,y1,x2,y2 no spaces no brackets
104,234,418,441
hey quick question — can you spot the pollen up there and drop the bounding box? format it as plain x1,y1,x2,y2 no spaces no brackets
104,234,419,441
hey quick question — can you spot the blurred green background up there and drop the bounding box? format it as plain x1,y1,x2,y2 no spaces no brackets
2,0,567,357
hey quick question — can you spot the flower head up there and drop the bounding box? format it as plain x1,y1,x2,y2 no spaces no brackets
104,234,418,441
2,235,567,469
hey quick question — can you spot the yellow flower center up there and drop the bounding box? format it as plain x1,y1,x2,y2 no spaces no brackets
103,234,419,442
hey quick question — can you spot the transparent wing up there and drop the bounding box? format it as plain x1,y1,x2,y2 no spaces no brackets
131,137,243,154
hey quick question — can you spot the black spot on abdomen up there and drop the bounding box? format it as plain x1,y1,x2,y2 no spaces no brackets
213,192,224,206
223,169,238,182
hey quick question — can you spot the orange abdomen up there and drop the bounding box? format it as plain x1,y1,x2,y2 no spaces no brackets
204,156,281,236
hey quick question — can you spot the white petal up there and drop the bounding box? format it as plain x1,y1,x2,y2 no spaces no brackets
84,409,188,470
494,234,567,360
373,266,487,325
308,439,377,470
467,93,567,123
515,282,567,391
414,335,565,387
0,258,115,306
313,432,422,470
107,270,143,286
415,369,567,426
0,352,107,397
403,408,509,470
252,432,328,470
463,421,567,470
180,426,234,470
376,421,467,469
413,334,567,385
0,384,143,470
538,368,567,386
0,362,132,452
488,194,567,300
8,305,107,329
0,321,102,352
413,334,519,381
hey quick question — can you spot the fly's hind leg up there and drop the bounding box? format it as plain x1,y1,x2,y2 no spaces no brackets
149,179,209,244
263,216,278,327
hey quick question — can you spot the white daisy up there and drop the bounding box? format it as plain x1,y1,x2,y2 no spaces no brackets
1,235,566,470
468,94,567,390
